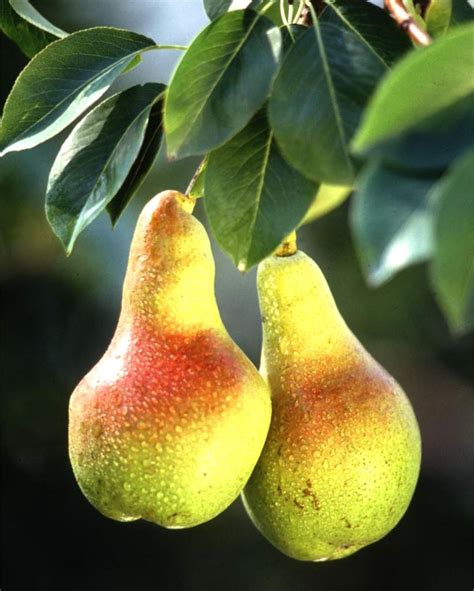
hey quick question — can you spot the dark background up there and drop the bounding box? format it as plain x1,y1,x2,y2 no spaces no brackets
1,2,473,590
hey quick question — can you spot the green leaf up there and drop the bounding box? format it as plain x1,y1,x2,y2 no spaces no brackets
0,27,156,156
450,0,473,26
204,109,318,270
425,0,453,36
351,162,438,286
280,23,307,52
10,0,66,36
165,10,282,159
204,0,261,20
107,91,166,225
0,0,66,58
269,22,387,185
430,150,474,333
352,24,474,154
302,183,352,224
46,83,164,253
322,0,412,66
363,92,474,172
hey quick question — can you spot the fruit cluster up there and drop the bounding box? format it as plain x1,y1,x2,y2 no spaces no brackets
69,190,421,561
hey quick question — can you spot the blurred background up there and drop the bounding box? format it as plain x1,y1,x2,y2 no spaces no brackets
1,2,473,590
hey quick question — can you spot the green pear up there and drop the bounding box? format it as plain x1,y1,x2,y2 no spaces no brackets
69,190,271,528
243,250,421,560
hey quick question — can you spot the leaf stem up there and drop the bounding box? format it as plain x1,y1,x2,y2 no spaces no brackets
384,0,432,46
152,44,188,51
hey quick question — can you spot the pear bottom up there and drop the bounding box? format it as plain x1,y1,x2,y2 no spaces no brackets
70,377,270,530
241,375,421,561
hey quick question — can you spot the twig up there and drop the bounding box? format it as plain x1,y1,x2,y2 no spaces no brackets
297,0,326,25
385,0,432,46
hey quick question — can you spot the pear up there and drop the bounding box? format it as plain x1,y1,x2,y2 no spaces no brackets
69,190,271,528
242,250,421,560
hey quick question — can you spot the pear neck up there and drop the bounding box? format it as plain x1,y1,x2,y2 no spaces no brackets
117,191,222,333
258,252,356,363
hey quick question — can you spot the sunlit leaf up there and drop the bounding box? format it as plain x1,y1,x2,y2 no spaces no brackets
352,24,474,154
0,27,156,155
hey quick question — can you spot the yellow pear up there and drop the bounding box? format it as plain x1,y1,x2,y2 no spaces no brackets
243,250,421,560
69,191,271,528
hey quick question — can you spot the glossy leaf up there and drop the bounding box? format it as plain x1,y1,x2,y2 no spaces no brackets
0,27,156,156
351,162,438,286
431,151,474,333
269,22,386,185
107,92,166,225
322,0,411,66
352,24,474,154
205,109,318,270
46,83,164,253
204,0,261,20
165,10,282,159
302,184,351,224
0,0,65,57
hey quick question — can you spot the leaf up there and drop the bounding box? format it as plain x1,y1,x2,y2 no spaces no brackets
430,150,474,333
363,91,474,172
350,161,439,286
280,23,307,52
0,0,66,58
107,92,166,225
321,0,412,66
302,184,351,224
46,83,164,253
10,0,66,36
268,22,387,185
352,24,474,154
0,27,156,156
204,109,318,270
425,0,453,36
450,0,473,26
165,10,282,159
204,0,261,20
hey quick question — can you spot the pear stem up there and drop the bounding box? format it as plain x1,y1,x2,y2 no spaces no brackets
275,231,298,257
186,158,206,197
175,191,196,213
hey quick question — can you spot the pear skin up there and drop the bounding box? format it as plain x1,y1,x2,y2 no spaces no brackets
242,251,421,560
69,191,271,528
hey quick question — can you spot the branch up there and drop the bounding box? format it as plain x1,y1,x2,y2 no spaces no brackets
297,0,326,25
384,0,432,46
